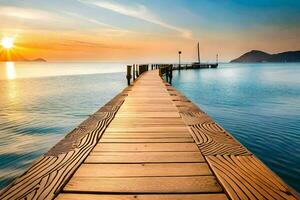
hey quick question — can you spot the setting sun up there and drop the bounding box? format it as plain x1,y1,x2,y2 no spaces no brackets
1,37,14,49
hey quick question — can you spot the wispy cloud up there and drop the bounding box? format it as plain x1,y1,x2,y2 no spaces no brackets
62,11,134,36
0,6,57,20
63,11,116,29
79,0,193,39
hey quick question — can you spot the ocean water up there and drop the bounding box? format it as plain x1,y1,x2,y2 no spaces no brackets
0,62,126,189
171,63,300,192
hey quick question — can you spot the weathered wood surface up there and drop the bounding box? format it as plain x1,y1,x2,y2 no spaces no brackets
2,69,298,200
73,163,212,177
59,70,225,198
64,176,222,193
56,194,228,200
85,151,205,163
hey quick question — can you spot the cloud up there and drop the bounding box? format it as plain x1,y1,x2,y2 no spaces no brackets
79,0,193,39
0,6,57,20
63,11,116,29
62,11,134,35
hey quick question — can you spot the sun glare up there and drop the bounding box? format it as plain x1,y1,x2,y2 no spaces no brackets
1,37,14,49
6,62,16,80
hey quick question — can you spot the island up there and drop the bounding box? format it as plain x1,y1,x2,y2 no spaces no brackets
0,56,46,62
231,50,300,63
0,49,46,62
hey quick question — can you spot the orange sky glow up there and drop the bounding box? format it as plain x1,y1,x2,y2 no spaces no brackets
0,0,299,62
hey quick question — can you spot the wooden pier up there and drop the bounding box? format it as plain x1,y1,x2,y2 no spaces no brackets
0,69,299,200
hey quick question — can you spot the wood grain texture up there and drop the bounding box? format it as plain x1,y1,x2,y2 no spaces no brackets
64,176,223,193
189,122,250,156
56,193,228,200
99,138,194,143
102,133,192,139
106,126,189,133
73,163,212,177
85,151,205,163
206,155,298,200
92,143,199,152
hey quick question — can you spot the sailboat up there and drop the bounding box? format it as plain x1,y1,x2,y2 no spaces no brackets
192,42,218,68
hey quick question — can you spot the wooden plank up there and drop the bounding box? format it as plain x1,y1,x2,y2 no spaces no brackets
115,112,180,118
73,163,212,177
123,100,172,103
107,123,186,128
64,176,223,193
106,126,189,133
104,132,191,136
100,138,194,143
85,152,205,163
92,143,199,152
110,118,184,125
118,107,177,112
102,134,192,139
56,193,229,200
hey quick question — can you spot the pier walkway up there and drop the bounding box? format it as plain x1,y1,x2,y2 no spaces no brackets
1,70,298,200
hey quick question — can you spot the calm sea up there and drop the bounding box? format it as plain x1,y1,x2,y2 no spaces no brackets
171,63,300,192
0,62,299,192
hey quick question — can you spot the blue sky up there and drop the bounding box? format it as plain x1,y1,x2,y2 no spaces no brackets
0,0,299,61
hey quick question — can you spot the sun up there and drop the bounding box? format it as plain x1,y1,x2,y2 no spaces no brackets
1,37,14,49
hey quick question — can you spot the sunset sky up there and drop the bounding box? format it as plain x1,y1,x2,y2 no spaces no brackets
0,0,300,62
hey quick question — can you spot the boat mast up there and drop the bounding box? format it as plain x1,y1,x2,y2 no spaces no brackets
197,42,200,64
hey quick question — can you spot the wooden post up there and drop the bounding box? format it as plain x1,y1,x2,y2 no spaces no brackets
133,64,136,81
178,51,182,71
135,64,140,77
126,65,132,85
165,66,169,83
169,64,173,84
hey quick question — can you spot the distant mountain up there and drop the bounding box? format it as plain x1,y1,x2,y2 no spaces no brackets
231,50,300,63
0,57,47,62
0,50,46,62
31,58,47,62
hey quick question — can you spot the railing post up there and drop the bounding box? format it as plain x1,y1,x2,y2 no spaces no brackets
136,64,139,77
133,64,136,82
126,65,132,85
169,64,173,84
165,66,169,83
159,66,162,77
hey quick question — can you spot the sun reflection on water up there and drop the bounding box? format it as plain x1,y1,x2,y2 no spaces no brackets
6,62,16,80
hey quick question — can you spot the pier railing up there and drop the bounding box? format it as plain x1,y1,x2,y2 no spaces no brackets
126,62,218,85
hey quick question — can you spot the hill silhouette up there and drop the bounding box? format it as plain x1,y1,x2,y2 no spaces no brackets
231,50,300,63
0,49,46,62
